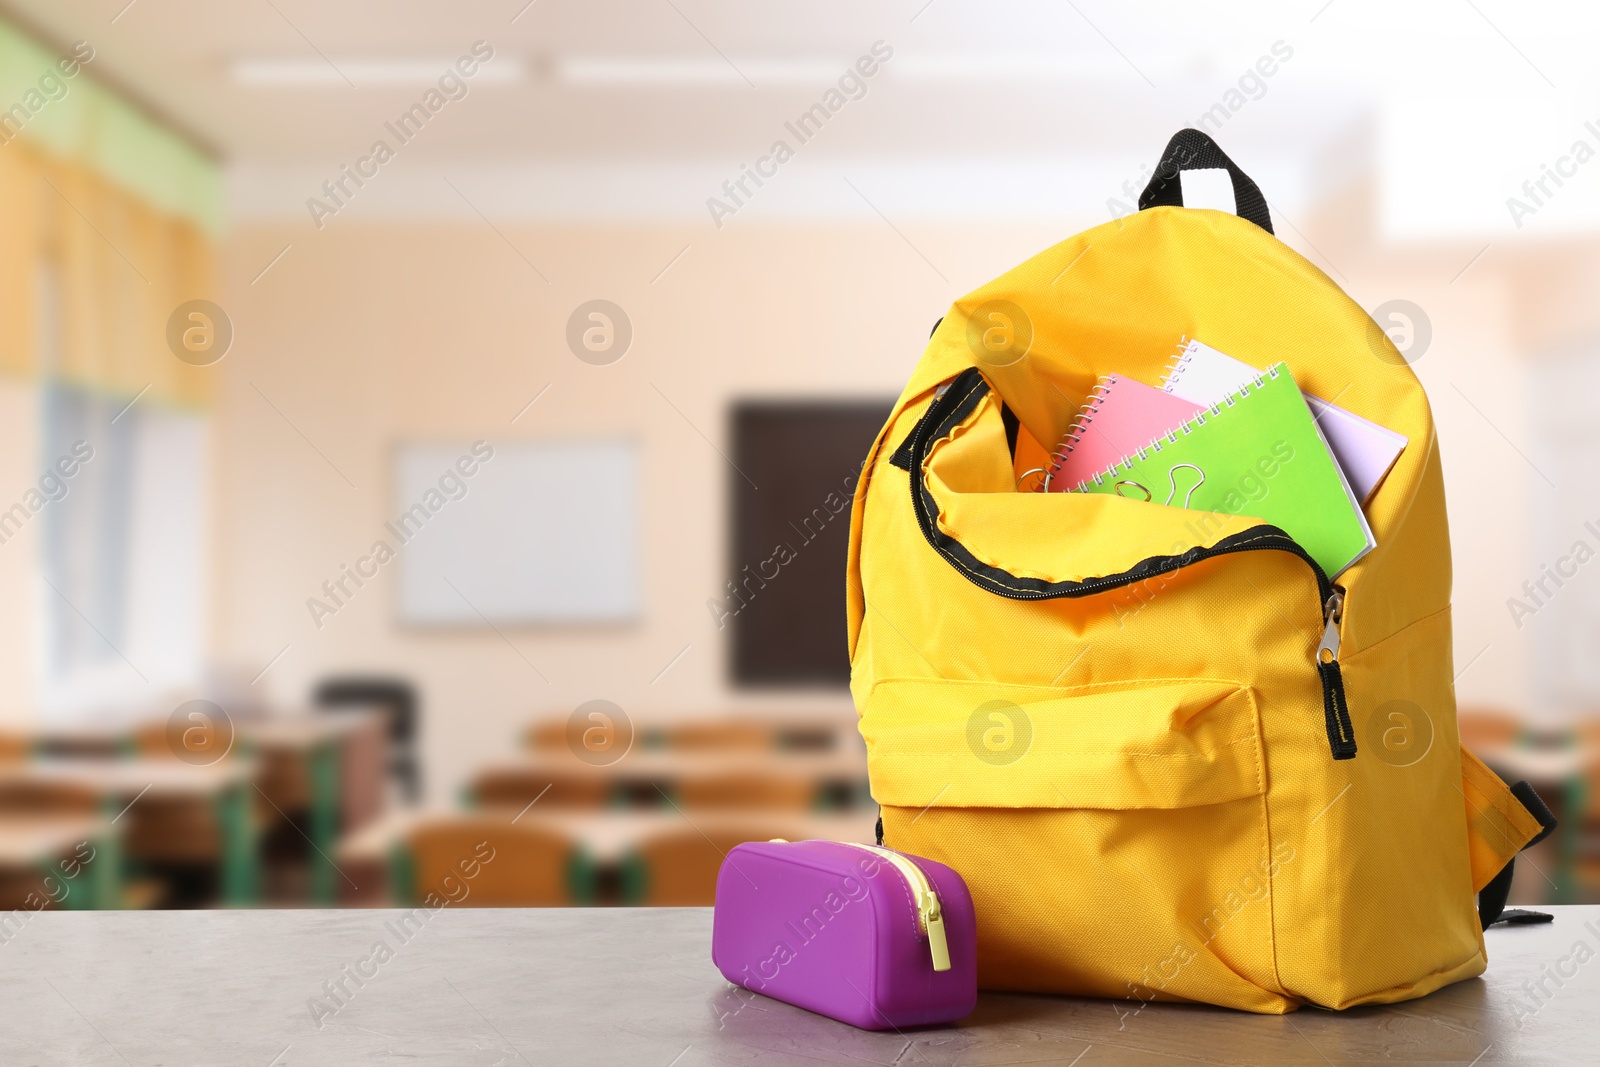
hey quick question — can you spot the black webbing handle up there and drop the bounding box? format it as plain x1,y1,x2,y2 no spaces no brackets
1138,128,1274,234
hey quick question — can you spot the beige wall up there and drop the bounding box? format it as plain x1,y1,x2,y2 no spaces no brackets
216,223,1067,801
215,216,1541,802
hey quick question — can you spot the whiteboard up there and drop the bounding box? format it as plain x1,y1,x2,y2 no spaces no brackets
394,439,639,625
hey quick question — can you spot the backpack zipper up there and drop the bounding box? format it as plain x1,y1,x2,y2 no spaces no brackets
1035,531,1356,760
1315,588,1355,759
899,368,1359,760
1317,589,1344,662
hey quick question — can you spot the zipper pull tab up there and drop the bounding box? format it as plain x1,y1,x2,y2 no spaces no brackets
925,903,951,972
1317,591,1344,664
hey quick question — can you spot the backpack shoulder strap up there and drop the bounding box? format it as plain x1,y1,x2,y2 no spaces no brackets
1460,746,1558,928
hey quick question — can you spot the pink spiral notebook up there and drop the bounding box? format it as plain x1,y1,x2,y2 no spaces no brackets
1043,375,1203,491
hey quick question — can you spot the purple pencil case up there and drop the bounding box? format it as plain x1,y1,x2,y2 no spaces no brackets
710,839,976,1030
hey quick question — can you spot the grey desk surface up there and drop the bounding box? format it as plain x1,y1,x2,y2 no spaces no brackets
1,905,1595,1066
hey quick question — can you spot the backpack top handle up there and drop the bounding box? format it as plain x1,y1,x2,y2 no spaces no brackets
1137,128,1275,235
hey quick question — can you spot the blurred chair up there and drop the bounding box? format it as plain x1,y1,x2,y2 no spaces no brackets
132,719,215,761
404,815,592,906
121,796,223,865
666,720,772,752
253,743,313,813
622,824,779,905
526,714,669,752
31,725,127,759
469,766,612,810
673,770,817,810
524,718,567,753
1457,707,1525,750
131,721,168,759
0,779,100,816
0,731,28,763
771,719,847,752
131,714,241,765
0,872,54,912
313,677,420,804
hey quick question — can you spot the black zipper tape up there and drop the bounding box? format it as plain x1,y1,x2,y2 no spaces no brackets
900,367,1357,760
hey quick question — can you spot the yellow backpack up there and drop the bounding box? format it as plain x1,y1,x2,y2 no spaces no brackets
846,130,1555,1013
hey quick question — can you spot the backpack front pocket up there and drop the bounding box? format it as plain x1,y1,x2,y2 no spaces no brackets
861,675,1297,1013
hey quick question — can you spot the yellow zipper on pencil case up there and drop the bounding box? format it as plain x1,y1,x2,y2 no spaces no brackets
772,839,951,971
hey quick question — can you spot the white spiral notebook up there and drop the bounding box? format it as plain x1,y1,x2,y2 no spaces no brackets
1161,339,1408,505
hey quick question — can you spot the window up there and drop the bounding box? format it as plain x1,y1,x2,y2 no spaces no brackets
37,381,211,717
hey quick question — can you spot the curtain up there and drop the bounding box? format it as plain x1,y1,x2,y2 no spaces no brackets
0,147,217,408
0,15,220,408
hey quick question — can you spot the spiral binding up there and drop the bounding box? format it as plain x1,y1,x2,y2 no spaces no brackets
1073,364,1281,493
1016,467,1049,493
1156,335,1194,391
1039,375,1116,492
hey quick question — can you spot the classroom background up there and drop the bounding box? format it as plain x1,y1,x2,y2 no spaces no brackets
0,0,1596,913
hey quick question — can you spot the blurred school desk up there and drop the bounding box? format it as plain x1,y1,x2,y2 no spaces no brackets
336,808,880,905
240,711,387,904
0,759,258,906
1,906,1595,1066
0,813,112,911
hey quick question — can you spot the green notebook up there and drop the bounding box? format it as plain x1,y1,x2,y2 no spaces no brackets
1076,363,1375,576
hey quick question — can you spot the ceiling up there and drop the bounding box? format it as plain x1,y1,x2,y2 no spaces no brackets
0,0,1362,164
9,1,1590,233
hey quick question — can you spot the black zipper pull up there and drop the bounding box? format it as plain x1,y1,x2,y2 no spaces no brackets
1317,591,1357,759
